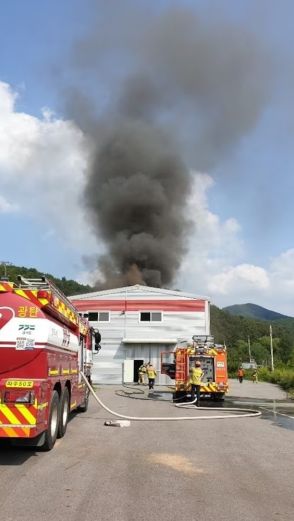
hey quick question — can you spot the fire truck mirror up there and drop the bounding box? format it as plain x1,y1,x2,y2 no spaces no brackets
161,363,175,379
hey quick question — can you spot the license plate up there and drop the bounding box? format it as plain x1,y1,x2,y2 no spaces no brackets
5,380,34,388
16,337,35,350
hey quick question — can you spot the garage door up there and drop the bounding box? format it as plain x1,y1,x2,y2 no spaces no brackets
124,343,176,385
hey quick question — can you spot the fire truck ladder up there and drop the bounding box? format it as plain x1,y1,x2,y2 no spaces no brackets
16,275,80,330
17,275,75,310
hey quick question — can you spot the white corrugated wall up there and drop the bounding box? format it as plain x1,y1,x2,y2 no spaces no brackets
71,285,210,385
89,309,209,384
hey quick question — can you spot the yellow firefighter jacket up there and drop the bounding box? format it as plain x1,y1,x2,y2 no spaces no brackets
190,367,203,385
146,366,157,379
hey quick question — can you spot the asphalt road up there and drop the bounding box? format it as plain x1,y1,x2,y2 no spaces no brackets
1,380,294,521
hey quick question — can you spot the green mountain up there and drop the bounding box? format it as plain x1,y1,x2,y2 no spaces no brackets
211,305,294,369
211,305,270,345
223,303,292,321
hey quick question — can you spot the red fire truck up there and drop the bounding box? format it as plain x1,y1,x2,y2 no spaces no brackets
0,275,99,450
161,335,228,401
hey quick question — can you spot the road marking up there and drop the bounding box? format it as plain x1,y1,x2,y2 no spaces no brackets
232,401,276,406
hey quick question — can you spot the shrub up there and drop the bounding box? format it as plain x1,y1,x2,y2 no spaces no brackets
257,367,294,392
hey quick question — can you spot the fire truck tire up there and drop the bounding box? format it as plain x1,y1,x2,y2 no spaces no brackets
172,391,187,402
57,387,70,438
78,388,89,413
42,391,60,451
213,393,225,401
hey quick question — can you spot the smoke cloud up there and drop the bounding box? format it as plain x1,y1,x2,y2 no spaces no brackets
66,2,272,288
85,121,192,287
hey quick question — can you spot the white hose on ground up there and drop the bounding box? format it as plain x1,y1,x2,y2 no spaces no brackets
80,372,262,421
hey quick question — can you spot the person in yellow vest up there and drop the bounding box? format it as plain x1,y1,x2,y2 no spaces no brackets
138,362,147,385
190,360,204,406
146,362,157,391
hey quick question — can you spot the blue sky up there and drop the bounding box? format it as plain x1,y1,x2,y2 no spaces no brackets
1,0,294,315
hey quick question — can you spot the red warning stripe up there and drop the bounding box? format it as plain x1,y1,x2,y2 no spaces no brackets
15,289,44,308
0,405,36,437
0,426,31,438
0,425,18,437
72,299,206,312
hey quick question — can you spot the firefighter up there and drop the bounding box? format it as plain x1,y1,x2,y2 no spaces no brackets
146,363,157,391
252,369,258,383
138,362,147,385
190,361,204,406
237,366,245,383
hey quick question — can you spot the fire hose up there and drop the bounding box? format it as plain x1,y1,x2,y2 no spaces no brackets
80,372,262,423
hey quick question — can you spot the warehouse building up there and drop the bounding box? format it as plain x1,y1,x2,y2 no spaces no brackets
70,285,210,385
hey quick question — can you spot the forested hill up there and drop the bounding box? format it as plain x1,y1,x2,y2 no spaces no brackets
211,305,294,368
223,303,292,321
0,264,92,296
211,305,273,345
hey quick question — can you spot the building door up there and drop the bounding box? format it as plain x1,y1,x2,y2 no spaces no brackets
125,345,176,385
123,360,134,383
133,359,144,383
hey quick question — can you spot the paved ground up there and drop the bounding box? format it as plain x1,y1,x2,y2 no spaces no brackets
227,378,288,400
1,381,294,521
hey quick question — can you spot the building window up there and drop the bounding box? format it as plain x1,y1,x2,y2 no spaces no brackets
88,312,98,321
140,311,162,322
87,312,110,322
98,312,110,322
151,312,162,322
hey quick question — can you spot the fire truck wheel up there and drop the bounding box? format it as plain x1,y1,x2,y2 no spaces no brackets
172,391,187,403
57,387,70,438
78,388,89,413
43,390,60,451
213,393,225,402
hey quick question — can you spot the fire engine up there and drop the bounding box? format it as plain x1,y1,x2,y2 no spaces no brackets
161,335,228,401
0,275,100,450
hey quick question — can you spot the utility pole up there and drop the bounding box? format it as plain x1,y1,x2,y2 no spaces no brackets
269,324,274,371
248,336,252,362
0,261,12,278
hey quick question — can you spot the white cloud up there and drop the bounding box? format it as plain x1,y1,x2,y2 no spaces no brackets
0,82,17,115
185,173,243,261
270,249,294,280
268,249,294,299
0,81,96,250
207,251,294,315
177,173,244,295
208,264,270,294
0,194,18,213
176,174,294,316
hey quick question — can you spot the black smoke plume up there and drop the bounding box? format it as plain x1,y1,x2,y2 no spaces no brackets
66,2,272,288
85,121,192,287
